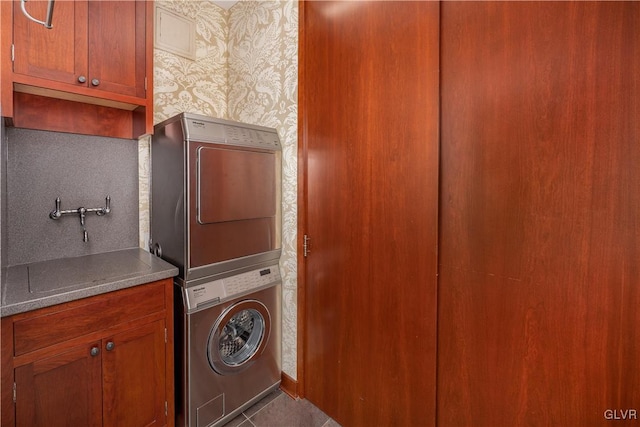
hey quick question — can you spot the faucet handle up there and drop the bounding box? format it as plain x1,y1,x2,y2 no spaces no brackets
96,196,111,216
49,197,62,219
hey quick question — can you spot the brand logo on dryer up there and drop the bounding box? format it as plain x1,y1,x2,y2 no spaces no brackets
190,286,206,297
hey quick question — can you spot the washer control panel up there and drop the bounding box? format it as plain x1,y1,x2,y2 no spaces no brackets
183,265,281,311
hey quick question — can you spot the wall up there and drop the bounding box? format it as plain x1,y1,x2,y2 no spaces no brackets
148,0,298,379
6,129,139,266
154,0,228,123
227,0,298,381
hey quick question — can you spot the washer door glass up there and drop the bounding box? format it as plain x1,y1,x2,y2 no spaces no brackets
207,300,271,375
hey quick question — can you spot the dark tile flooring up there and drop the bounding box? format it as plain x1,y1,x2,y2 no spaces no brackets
223,389,342,427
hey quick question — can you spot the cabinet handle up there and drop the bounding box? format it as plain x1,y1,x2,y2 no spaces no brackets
20,0,55,29
91,78,100,87
78,75,87,84
90,346,100,357
105,341,115,351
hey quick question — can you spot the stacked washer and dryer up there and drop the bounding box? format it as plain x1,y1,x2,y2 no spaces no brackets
150,113,283,427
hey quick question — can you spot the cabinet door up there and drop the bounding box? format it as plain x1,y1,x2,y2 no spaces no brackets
14,342,102,427
102,319,166,427
87,0,146,98
12,0,88,85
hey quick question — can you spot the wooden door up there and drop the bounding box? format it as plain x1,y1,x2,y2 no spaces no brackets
299,2,439,426
438,2,640,426
14,342,102,427
12,0,88,85
87,0,147,98
102,319,166,427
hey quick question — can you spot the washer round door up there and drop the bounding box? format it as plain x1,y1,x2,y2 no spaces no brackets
207,299,271,375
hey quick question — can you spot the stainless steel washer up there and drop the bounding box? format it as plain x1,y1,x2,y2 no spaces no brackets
175,265,282,427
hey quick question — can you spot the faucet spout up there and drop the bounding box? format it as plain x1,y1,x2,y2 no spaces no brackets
78,207,87,226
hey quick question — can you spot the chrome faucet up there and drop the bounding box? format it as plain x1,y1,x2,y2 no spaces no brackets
49,196,111,242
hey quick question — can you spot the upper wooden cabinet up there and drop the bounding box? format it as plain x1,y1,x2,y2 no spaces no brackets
13,0,146,100
1,0,153,139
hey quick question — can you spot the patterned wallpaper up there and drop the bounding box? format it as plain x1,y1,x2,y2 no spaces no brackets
228,0,298,380
154,0,228,122
141,0,298,379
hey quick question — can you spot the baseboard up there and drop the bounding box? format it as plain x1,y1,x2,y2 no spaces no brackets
280,372,298,399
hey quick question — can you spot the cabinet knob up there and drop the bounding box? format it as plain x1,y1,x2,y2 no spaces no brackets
91,78,100,87
90,346,100,357
106,341,115,351
78,75,86,84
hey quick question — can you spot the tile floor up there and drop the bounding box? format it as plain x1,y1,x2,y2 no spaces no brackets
223,389,342,427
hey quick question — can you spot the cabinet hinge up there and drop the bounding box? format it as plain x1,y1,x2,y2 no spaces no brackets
145,77,148,91
165,327,167,343
165,401,168,416
303,234,311,257
12,382,16,403
11,44,14,62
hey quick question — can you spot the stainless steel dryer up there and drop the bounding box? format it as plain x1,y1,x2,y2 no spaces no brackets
150,112,282,284
175,264,282,427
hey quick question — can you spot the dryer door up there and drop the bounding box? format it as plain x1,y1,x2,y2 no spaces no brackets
207,299,271,375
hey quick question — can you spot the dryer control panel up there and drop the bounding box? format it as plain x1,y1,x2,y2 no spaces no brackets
183,265,281,312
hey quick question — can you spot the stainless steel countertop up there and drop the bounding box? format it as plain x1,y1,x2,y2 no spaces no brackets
1,248,178,317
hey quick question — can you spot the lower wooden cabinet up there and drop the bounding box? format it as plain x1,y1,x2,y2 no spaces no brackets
15,341,103,427
1,278,174,427
102,320,166,427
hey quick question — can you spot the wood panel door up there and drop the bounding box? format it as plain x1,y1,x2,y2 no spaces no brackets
438,2,640,426
87,0,147,98
102,320,166,427
299,2,439,426
14,342,102,427
12,0,88,85
12,0,146,99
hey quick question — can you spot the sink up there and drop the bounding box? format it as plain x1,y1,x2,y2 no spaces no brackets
27,251,153,294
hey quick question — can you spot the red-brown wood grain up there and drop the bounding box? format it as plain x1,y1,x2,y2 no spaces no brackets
438,2,640,426
299,2,439,426
102,320,165,427
13,281,165,356
12,0,88,88
87,0,147,99
280,372,297,399
162,279,175,427
12,0,146,101
295,0,308,400
1,317,15,427
14,342,102,427
0,0,14,119
5,0,153,137
142,0,154,136
12,92,135,139
1,278,174,427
